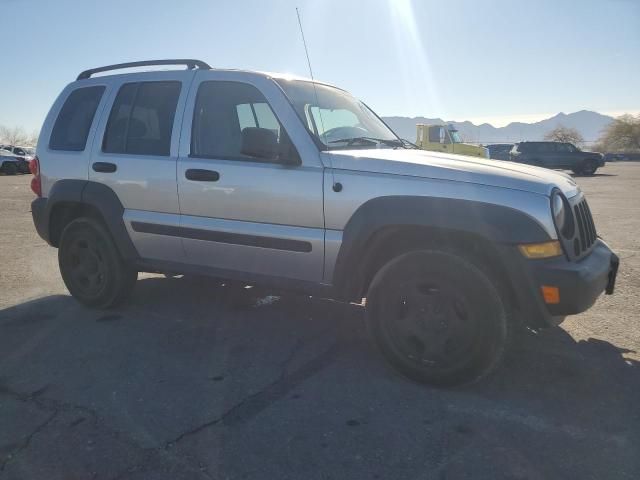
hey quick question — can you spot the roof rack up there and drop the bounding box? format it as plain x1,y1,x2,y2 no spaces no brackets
76,59,211,80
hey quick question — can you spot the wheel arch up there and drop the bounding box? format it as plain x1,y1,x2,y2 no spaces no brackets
45,180,138,260
331,195,551,306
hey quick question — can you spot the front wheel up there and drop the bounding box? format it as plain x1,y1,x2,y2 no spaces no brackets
581,159,598,176
58,218,137,308
366,250,509,386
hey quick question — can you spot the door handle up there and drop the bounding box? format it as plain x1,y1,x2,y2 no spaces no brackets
185,169,220,181
92,162,117,173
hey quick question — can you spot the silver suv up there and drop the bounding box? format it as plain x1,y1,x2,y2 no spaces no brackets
30,60,619,386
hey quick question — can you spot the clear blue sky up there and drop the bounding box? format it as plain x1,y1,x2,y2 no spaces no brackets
1,0,639,131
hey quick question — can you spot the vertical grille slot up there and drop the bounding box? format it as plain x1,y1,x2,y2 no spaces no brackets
572,198,597,255
585,201,597,244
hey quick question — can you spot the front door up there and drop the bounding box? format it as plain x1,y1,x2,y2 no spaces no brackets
554,142,577,169
177,72,325,282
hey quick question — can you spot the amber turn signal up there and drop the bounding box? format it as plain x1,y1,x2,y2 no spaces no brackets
518,241,563,259
541,285,560,304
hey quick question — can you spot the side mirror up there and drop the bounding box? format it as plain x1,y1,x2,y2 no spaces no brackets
241,127,279,161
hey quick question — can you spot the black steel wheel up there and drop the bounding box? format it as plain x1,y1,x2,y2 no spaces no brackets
366,250,508,386
59,218,137,308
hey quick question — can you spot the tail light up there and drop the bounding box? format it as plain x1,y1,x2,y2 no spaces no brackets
30,156,42,197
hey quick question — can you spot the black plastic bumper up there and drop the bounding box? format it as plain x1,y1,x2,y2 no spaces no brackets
502,239,618,327
31,197,51,245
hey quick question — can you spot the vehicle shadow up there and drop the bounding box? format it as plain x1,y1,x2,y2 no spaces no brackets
570,172,618,178
0,276,638,479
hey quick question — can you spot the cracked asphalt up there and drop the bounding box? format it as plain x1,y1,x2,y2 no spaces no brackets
1,163,639,479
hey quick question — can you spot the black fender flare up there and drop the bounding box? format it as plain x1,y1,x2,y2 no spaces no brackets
39,180,138,260
331,196,552,300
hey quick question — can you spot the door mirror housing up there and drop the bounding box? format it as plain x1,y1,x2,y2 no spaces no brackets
240,127,300,165
241,127,279,161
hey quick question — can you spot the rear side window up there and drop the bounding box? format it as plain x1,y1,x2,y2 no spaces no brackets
103,81,181,156
49,86,105,151
537,143,554,153
522,143,535,152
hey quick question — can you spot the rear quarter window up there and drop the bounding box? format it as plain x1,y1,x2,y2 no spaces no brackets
49,86,106,151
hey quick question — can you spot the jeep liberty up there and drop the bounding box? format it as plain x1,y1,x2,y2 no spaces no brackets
30,60,619,386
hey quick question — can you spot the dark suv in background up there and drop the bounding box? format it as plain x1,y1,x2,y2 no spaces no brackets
510,141,605,175
486,143,514,161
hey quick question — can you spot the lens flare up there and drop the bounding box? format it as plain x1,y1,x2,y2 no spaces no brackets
386,0,442,116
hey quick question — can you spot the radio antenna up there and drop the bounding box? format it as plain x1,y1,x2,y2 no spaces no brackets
296,7,316,85
296,7,340,191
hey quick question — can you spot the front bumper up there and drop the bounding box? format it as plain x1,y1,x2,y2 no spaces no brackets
503,239,618,327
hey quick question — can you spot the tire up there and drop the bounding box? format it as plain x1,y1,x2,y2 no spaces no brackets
581,159,598,176
58,218,138,308
1,162,18,175
366,250,509,387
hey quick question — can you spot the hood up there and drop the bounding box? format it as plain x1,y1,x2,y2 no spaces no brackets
324,149,579,198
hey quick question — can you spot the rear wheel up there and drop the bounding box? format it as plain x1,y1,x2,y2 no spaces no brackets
58,218,137,308
366,250,509,386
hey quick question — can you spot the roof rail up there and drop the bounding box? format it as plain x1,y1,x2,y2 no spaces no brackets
76,59,211,80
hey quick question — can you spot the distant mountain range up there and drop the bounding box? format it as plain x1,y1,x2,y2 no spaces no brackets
382,110,614,145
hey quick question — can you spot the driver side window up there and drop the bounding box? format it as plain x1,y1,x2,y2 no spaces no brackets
428,126,444,143
191,81,296,164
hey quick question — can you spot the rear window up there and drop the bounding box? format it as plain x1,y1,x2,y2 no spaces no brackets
49,86,105,151
103,81,181,156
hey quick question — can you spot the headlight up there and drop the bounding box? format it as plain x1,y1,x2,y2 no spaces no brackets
551,191,574,239
552,193,565,232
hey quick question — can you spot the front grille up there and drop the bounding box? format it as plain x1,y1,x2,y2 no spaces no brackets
572,198,597,256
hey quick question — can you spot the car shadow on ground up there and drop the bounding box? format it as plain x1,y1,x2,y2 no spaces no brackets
570,172,618,178
1,276,638,479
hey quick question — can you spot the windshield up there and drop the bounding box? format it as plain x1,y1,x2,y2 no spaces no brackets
276,79,400,150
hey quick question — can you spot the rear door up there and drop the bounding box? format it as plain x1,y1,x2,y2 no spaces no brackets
176,71,325,282
90,71,193,262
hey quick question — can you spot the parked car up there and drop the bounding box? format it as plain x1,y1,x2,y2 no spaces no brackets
2,145,33,172
0,149,22,175
510,141,605,175
2,146,34,172
30,59,618,386
486,143,513,161
604,153,640,162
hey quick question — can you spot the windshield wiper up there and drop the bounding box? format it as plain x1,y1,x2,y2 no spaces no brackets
328,136,404,148
399,138,420,149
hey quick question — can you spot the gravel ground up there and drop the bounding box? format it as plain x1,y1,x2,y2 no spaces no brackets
0,163,638,479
